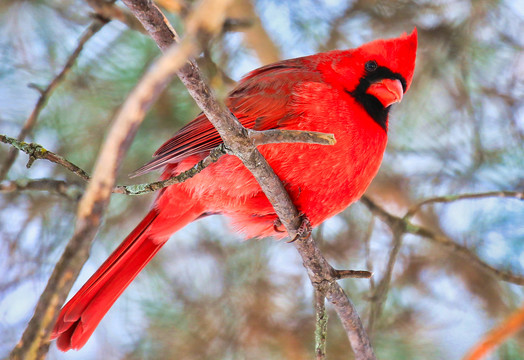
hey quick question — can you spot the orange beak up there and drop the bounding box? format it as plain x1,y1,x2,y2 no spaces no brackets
366,78,404,107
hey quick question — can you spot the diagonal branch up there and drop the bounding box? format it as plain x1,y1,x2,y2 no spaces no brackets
9,2,231,358
361,196,524,286
0,19,107,181
121,1,376,359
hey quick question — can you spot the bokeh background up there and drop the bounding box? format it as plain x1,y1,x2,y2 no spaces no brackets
1,0,524,359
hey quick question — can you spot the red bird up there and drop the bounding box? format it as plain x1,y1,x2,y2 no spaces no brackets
52,30,417,351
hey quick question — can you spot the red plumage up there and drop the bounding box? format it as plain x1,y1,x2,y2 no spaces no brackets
51,30,417,351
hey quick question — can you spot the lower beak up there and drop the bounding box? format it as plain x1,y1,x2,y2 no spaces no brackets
366,78,404,107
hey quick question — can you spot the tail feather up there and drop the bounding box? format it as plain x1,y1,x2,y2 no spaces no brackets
58,210,158,329
51,205,199,351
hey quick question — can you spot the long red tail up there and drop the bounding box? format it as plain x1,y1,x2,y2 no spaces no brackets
51,204,200,351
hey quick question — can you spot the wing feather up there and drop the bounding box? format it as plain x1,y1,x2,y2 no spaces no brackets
131,58,322,177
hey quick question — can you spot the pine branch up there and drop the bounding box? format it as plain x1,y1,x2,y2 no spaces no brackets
0,19,106,181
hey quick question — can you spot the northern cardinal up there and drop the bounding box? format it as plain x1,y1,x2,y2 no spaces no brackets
52,29,417,351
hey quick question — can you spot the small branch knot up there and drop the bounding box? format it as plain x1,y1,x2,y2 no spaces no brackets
27,83,46,95
313,278,336,295
222,143,234,155
24,143,47,168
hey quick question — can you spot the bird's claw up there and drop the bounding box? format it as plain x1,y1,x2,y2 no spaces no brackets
273,219,286,233
287,213,311,243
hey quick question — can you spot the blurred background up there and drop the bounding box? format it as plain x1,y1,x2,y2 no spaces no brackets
1,0,523,359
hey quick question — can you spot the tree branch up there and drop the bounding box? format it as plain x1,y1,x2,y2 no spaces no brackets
0,19,107,181
0,134,90,182
9,2,222,357
315,290,328,360
405,191,524,219
117,144,227,195
121,0,376,358
0,179,83,201
361,196,524,285
248,129,336,146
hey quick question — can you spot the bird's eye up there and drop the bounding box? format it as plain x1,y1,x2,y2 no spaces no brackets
365,60,378,72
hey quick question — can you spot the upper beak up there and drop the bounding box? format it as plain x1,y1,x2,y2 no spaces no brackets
366,78,404,107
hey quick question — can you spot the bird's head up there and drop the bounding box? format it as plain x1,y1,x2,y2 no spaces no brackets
319,29,418,130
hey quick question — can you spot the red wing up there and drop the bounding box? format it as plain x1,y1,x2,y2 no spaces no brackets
131,59,322,177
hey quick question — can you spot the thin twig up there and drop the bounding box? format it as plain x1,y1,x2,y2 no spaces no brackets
361,196,524,286
0,19,106,181
364,216,376,290
86,0,146,32
363,216,377,334
0,135,90,182
405,191,524,219
0,179,83,201
0,141,226,200
249,129,336,146
408,225,524,285
315,290,328,360
116,144,227,195
367,228,403,335
332,269,373,279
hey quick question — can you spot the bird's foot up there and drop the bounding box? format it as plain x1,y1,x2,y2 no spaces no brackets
287,213,311,243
